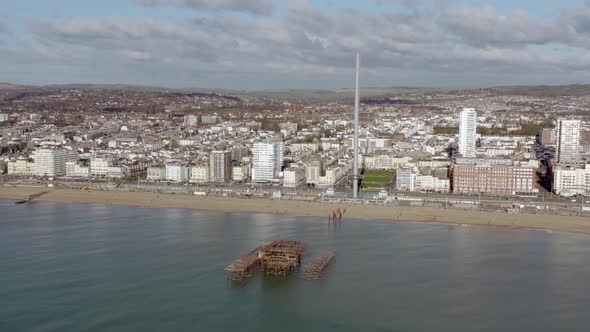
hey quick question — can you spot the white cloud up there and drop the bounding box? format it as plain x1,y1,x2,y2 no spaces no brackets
136,0,273,15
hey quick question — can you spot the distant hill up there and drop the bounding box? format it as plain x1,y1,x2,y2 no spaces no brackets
482,84,590,97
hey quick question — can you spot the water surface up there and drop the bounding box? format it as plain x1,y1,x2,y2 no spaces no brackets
1,200,589,332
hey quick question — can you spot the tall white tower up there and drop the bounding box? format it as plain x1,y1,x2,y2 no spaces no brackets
252,138,284,182
458,108,477,158
556,119,581,164
353,53,360,199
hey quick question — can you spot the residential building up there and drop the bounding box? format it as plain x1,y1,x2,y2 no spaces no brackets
396,167,417,191
252,139,284,182
0,113,9,122
190,164,210,183
232,163,251,182
452,160,537,196
552,164,590,197
459,108,477,158
65,161,90,178
6,158,35,176
147,167,166,181
556,119,581,164
183,114,199,127
209,150,232,183
33,148,74,177
283,166,305,188
90,157,112,176
305,159,322,187
165,163,189,182
539,128,556,146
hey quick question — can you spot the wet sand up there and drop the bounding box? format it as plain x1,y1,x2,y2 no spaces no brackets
1,187,590,233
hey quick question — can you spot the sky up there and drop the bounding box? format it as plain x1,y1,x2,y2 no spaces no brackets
2,0,590,90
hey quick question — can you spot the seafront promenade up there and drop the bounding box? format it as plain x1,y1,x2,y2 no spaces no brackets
2,186,590,233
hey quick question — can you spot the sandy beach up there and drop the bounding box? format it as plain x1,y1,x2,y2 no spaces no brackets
2,186,590,233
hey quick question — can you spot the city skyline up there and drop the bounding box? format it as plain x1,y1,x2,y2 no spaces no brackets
3,0,590,89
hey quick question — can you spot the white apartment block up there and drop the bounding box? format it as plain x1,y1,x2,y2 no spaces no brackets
183,114,199,127
107,166,128,178
232,164,251,182
0,113,9,122
415,175,450,193
190,164,210,183
147,167,166,181
396,167,417,191
7,158,35,176
283,167,305,188
459,108,477,158
364,155,412,170
90,157,112,176
556,119,581,164
318,163,351,188
33,148,74,177
553,164,590,197
165,163,189,182
305,160,322,186
252,140,284,182
65,161,90,178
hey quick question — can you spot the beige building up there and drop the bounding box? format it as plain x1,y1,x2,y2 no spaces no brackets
190,164,210,183
7,158,35,176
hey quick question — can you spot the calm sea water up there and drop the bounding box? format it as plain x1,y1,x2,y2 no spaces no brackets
1,200,590,332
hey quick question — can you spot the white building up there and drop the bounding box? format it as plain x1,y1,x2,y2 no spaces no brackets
552,164,590,197
165,163,189,182
65,161,90,178
305,159,322,186
396,167,417,191
183,115,199,127
90,157,112,176
459,108,477,158
556,119,581,164
107,166,128,179
190,164,210,183
252,139,284,182
147,167,166,181
283,166,305,188
415,175,450,193
0,113,9,122
232,163,251,182
7,158,35,176
33,148,74,177
364,155,412,170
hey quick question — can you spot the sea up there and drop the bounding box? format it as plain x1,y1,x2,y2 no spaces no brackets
1,199,590,332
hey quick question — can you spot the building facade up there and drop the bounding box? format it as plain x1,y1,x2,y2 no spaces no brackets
165,163,189,182
190,164,210,183
552,164,590,197
32,148,74,177
458,108,477,158
209,150,232,183
556,119,581,164
252,139,284,182
452,162,537,196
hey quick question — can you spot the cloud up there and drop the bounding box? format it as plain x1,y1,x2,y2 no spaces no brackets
439,3,573,47
136,0,273,15
8,0,590,88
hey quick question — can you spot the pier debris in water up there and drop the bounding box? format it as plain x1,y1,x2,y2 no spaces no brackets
302,251,336,280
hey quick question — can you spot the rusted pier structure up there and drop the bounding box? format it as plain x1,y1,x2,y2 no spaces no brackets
225,247,263,281
260,240,306,277
302,251,336,280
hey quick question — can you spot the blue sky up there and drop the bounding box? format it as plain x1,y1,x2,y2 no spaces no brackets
2,0,590,89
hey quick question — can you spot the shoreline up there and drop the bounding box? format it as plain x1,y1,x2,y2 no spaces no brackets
2,187,590,233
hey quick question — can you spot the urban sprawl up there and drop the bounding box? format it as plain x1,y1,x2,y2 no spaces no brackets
2,85,590,216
